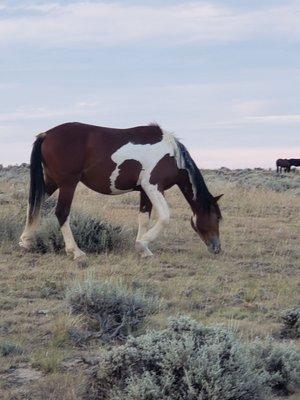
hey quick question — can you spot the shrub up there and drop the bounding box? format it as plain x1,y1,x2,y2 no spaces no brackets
87,316,267,400
33,212,129,254
66,280,160,343
0,340,23,356
0,212,23,243
40,278,66,299
249,340,300,396
279,307,300,339
0,209,130,254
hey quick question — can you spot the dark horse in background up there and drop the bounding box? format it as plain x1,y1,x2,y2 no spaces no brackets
276,158,300,173
276,159,291,173
288,158,300,169
20,123,223,267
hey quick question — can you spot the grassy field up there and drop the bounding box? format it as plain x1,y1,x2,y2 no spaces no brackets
0,166,299,399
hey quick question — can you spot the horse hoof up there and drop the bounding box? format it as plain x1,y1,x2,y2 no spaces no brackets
75,255,88,269
135,241,153,258
141,249,154,258
19,241,32,252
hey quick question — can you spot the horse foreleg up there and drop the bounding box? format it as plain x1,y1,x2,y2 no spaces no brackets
135,190,153,257
55,183,87,267
136,184,170,257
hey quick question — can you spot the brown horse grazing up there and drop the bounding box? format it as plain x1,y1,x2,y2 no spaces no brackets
276,159,291,173
20,122,223,267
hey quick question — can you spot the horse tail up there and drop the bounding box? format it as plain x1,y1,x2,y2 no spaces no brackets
28,133,46,224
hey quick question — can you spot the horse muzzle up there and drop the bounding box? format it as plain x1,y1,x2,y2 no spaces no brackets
207,237,221,254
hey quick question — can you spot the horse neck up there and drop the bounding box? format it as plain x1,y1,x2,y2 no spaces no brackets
177,169,213,215
177,170,199,213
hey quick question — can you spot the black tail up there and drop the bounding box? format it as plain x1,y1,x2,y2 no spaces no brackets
28,134,45,223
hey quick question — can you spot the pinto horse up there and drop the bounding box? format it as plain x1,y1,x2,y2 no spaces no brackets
20,123,223,267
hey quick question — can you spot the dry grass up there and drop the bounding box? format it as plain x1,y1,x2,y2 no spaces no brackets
0,168,299,399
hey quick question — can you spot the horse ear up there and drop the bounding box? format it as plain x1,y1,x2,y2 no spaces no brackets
214,194,224,202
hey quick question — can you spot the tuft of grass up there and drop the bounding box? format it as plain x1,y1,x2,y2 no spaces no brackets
40,278,66,299
31,348,68,373
30,372,85,400
66,280,160,342
0,340,23,357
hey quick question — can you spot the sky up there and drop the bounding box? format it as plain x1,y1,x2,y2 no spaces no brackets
0,0,300,168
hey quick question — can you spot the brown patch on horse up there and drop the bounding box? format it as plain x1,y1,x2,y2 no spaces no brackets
115,160,143,190
41,122,163,194
150,154,178,191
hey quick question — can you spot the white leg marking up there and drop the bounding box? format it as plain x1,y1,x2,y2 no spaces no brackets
61,217,86,260
19,203,41,249
137,184,170,252
135,211,153,257
136,212,151,241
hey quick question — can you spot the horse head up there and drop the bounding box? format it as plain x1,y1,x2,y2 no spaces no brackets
191,194,223,254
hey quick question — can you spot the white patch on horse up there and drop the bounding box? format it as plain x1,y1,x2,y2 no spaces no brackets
109,131,177,194
61,216,86,260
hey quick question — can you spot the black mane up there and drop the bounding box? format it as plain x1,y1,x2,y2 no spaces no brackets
176,141,221,216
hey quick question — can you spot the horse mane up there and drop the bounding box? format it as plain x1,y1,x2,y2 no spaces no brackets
175,140,221,216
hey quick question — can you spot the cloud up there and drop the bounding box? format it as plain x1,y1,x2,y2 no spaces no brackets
0,1,300,48
246,114,300,123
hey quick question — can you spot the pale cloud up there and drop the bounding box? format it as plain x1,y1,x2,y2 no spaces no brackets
231,100,275,116
0,104,101,123
0,1,300,47
246,114,300,124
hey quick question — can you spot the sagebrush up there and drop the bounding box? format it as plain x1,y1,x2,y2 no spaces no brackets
0,209,129,253
87,316,267,400
67,280,160,342
279,307,300,339
249,340,300,396
87,316,300,400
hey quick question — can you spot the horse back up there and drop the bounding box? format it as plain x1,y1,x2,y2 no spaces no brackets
40,122,170,192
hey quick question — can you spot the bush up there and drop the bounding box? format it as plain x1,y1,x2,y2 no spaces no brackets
87,316,267,400
0,340,23,356
0,212,23,243
33,212,129,254
249,340,300,396
279,307,300,339
67,280,160,343
0,209,129,254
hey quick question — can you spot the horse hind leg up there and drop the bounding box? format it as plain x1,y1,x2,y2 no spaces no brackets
55,182,87,268
135,190,153,257
20,177,57,250
20,208,41,250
